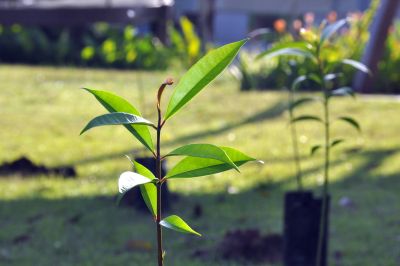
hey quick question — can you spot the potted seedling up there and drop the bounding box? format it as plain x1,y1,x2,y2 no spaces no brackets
80,39,259,266
258,18,369,266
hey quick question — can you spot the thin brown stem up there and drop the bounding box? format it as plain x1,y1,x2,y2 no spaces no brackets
156,182,163,266
155,78,172,265
288,90,303,190
316,51,329,266
316,97,330,266
160,119,166,128
156,104,163,266
155,82,165,266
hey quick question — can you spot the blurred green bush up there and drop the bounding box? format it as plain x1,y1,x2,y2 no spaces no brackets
0,17,202,70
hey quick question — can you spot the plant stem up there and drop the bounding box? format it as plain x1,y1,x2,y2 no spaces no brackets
322,101,330,201
154,79,173,266
288,90,303,190
316,53,329,266
316,96,330,266
156,104,163,266
156,182,163,266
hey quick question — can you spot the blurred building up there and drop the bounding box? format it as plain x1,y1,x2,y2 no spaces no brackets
174,0,373,43
0,0,174,42
0,0,393,44
0,0,173,8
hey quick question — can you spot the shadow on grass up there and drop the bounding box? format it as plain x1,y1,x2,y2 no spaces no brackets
1,147,399,265
0,189,286,265
339,147,399,186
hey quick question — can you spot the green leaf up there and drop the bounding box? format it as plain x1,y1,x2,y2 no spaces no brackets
165,144,239,172
165,147,256,179
310,145,322,156
291,115,323,124
133,160,156,180
289,97,315,110
320,18,347,45
341,59,371,74
257,47,315,61
291,75,307,90
80,112,155,135
139,183,157,216
118,171,154,194
324,73,343,82
338,116,361,132
133,160,157,217
116,171,155,206
258,41,314,60
331,139,345,148
83,88,154,152
329,87,355,98
272,41,314,51
164,39,247,120
160,215,201,236
308,73,323,85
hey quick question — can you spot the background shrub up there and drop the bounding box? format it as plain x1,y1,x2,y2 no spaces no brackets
0,17,202,70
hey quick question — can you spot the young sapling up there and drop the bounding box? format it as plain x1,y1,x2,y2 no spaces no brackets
258,18,369,265
80,39,259,266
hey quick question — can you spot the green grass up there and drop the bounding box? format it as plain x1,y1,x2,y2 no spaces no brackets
0,65,399,266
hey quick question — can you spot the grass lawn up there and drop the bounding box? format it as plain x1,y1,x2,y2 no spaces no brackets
0,65,399,266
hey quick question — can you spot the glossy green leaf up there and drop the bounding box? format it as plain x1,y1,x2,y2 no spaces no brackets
331,139,345,148
320,18,347,45
310,145,322,156
116,156,135,205
289,97,315,110
133,160,156,180
341,59,371,74
258,47,315,61
133,160,157,217
116,171,154,206
165,147,256,179
338,116,361,132
329,87,355,98
80,112,155,135
83,88,154,152
291,75,307,90
272,41,314,51
165,144,239,172
291,115,323,124
258,41,314,60
160,215,201,236
139,183,157,216
118,171,154,194
164,39,247,120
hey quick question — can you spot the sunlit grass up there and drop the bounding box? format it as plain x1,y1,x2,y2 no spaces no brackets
0,65,399,265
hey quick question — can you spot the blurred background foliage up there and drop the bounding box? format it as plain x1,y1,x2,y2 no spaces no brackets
234,1,377,91
0,16,202,70
233,0,400,94
0,0,400,93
